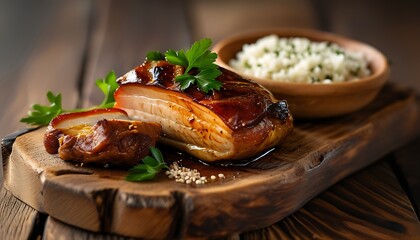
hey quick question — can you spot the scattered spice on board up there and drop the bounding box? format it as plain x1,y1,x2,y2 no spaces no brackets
166,162,226,185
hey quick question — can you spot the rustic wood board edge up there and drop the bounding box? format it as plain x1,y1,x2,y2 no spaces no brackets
1,128,39,189
239,159,420,239
391,137,420,220
0,162,48,240
180,85,420,238
3,84,420,239
11,159,420,240
43,215,242,240
43,216,130,240
392,93,420,219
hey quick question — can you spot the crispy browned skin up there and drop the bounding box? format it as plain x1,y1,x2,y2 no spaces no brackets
57,119,160,166
44,109,161,167
117,60,291,129
115,60,293,162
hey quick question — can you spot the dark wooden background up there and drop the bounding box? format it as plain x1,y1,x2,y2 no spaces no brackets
1,0,419,239
1,0,420,138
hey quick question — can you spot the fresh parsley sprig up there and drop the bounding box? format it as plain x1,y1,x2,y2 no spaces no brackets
94,71,119,109
20,71,119,126
20,91,63,126
147,38,222,93
125,147,169,182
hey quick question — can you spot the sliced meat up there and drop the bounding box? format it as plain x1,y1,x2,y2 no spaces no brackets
114,60,293,162
44,108,161,167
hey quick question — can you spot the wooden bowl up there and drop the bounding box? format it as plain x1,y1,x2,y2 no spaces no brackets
213,28,390,119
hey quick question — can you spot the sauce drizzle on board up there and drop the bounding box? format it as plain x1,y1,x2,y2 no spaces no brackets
2,84,419,239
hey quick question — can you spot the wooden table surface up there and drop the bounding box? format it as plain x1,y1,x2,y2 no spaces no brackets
1,0,420,239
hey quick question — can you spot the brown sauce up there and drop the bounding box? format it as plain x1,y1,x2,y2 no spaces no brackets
117,60,289,131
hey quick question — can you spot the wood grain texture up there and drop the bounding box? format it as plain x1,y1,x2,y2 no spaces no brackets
8,160,419,240
1,1,419,239
3,84,419,239
240,160,420,240
0,0,92,138
0,187,45,240
1,128,46,240
393,136,420,218
1,128,37,190
43,217,131,240
314,0,420,94
43,215,241,240
188,0,319,42
81,0,191,109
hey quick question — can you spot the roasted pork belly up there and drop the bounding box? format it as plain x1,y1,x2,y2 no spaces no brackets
114,60,293,162
44,108,161,166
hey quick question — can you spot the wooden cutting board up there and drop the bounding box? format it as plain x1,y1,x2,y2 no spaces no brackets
3,84,419,239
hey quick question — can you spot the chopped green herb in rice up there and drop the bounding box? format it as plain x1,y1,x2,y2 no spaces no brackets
229,35,371,84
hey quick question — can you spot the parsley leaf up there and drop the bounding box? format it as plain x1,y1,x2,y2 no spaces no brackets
20,91,63,126
195,68,223,92
164,38,222,93
20,71,119,126
174,74,196,90
146,51,165,61
95,71,119,109
181,39,218,73
165,49,188,66
125,147,169,182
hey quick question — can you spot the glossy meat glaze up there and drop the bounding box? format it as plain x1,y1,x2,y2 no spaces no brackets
114,60,293,162
44,109,161,166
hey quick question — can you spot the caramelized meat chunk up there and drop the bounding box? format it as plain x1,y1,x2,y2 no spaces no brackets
44,108,161,167
114,60,293,162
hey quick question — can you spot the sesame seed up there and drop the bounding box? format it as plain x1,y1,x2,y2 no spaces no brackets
210,175,216,180
218,173,225,178
166,162,209,185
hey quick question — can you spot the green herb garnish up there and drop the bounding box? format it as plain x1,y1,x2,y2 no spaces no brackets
146,51,165,61
95,71,119,109
147,38,222,93
20,91,63,126
125,147,169,182
20,71,118,126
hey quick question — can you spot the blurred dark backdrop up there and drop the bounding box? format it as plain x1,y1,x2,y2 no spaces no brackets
188,0,420,93
0,0,419,137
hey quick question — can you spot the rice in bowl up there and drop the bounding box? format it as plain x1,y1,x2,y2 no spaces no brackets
229,35,371,84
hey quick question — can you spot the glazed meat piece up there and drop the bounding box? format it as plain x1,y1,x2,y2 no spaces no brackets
114,60,293,162
44,108,161,167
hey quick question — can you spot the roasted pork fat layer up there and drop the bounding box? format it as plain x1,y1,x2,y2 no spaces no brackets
114,60,293,162
44,108,161,167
